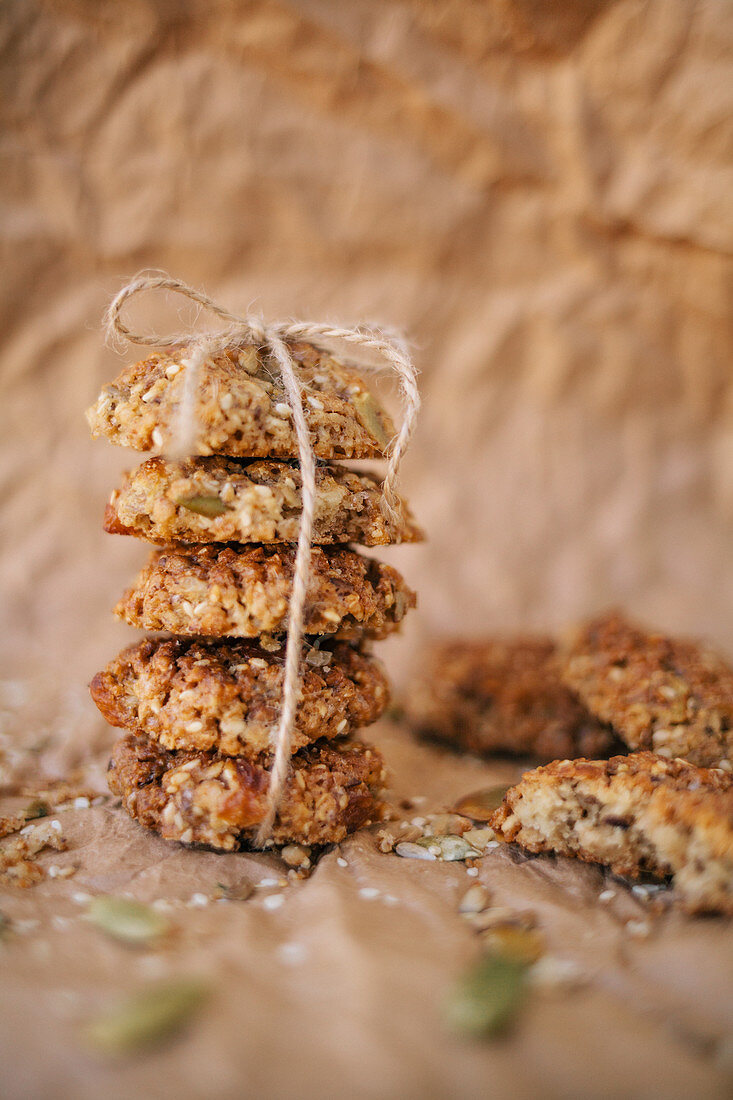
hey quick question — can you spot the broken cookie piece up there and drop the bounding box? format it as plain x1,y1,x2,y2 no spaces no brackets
491,752,733,914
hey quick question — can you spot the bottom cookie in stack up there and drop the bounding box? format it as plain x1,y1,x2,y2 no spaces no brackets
93,636,390,850
108,734,387,850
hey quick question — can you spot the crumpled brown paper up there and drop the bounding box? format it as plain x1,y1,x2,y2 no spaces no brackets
1,0,732,1096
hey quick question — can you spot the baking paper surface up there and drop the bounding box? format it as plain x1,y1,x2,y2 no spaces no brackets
1,1,732,1096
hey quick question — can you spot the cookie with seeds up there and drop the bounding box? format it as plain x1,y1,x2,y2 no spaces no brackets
561,612,733,769
91,637,390,757
108,733,386,849
104,456,422,547
86,343,395,458
408,637,616,762
491,752,733,914
115,544,415,640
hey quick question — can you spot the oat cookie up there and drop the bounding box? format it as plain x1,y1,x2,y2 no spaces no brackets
115,544,415,640
408,638,615,762
91,637,390,756
86,343,395,459
108,733,386,849
562,612,733,768
491,752,733,914
104,456,422,547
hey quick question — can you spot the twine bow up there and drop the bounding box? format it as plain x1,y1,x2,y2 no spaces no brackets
104,271,419,844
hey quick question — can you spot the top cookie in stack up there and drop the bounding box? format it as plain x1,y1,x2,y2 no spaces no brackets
87,343,422,851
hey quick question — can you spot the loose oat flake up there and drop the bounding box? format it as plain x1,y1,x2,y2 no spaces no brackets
84,978,209,1055
454,786,509,822
445,953,529,1038
86,896,171,945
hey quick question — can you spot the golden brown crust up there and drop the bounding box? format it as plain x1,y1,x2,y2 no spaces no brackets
114,544,415,640
108,733,387,849
561,611,733,768
104,456,422,547
491,752,733,914
407,637,616,761
86,343,395,459
91,637,389,756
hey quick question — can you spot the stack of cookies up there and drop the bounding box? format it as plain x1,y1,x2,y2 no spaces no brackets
87,342,421,851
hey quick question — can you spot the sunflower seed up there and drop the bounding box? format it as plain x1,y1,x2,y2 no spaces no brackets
395,841,436,860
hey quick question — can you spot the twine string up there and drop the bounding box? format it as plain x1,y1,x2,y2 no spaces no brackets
104,271,419,843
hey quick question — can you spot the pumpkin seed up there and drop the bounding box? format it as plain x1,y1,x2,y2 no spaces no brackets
351,391,392,451
454,786,509,822
176,494,231,518
84,978,209,1054
415,835,480,861
445,952,529,1037
86,896,170,945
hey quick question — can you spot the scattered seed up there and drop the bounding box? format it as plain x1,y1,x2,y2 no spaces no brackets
281,844,311,870
188,893,209,909
415,836,481,862
84,978,209,1055
24,799,50,821
213,880,252,902
598,889,616,903
481,925,545,964
625,919,652,939
336,857,348,868
529,955,583,990
359,887,379,900
278,942,307,965
454,786,509,822
395,841,436,861
175,494,231,518
462,828,495,851
459,884,491,915
262,894,284,911
445,953,528,1037
86,896,170,946
465,907,537,933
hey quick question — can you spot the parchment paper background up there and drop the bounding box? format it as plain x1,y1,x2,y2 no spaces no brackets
1,2,732,1098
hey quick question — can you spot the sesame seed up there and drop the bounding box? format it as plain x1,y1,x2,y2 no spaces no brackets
359,887,379,900
263,894,284,911
278,942,307,965
598,890,616,903
152,428,164,448
188,893,209,908
274,402,292,418
336,857,348,868
72,892,91,905
73,797,90,809
466,867,479,877
258,877,280,887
